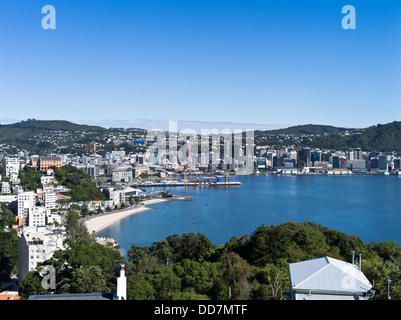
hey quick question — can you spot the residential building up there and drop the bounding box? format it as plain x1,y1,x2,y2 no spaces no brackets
108,188,126,206
44,191,57,209
112,168,133,183
18,225,66,285
17,191,36,221
1,182,11,195
4,157,19,177
40,174,55,186
27,207,51,227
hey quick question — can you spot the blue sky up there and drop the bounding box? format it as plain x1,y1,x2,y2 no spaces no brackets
0,0,400,130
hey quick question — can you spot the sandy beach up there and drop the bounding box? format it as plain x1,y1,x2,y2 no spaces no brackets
84,198,169,234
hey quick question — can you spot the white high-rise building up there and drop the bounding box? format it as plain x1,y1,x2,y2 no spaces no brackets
108,188,125,206
44,191,57,209
17,191,36,221
18,225,66,285
4,157,20,177
27,207,50,227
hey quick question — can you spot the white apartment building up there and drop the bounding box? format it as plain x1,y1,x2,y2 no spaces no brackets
9,172,20,184
112,169,133,183
111,150,125,161
40,174,55,186
4,157,20,177
109,188,125,206
27,207,51,227
1,181,11,194
44,191,57,209
18,225,66,285
17,191,36,221
27,207,62,227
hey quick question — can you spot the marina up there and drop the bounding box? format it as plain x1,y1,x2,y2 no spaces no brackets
131,175,242,187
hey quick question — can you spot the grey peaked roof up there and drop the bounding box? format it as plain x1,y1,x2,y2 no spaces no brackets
289,256,373,300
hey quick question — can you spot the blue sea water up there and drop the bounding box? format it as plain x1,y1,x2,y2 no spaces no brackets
97,174,401,257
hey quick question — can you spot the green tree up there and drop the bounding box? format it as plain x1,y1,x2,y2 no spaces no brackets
127,274,156,300
172,288,210,300
148,267,181,300
65,210,90,242
362,255,400,299
174,259,222,294
0,229,18,281
19,270,51,299
69,265,109,293
220,252,252,299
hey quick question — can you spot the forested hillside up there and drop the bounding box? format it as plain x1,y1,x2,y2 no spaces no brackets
53,165,107,202
257,121,401,153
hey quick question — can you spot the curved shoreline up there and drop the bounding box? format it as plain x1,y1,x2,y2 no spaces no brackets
84,198,169,234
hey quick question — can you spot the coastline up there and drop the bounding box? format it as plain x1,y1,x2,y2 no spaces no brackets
84,198,169,234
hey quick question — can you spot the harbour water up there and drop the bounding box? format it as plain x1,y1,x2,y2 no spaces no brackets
97,174,401,257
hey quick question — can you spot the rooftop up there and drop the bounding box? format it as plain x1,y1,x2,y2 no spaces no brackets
289,256,374,300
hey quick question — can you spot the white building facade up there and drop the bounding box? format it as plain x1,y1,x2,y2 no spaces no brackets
18,226,66,285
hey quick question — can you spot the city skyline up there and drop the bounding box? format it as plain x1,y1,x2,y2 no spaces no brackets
1,1,400,130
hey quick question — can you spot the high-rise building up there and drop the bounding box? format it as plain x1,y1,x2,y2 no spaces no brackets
44,191,57,209
18,225,66,285
311,151,321,164
378,154,388,171
27,207,50,227
331,156,340,169
18,191,36,221
394,158,401,170
4,157,20,177
297,148,311,168
353,148,363,160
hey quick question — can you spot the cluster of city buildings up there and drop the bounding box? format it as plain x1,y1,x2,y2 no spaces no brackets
255,147,401,175
0,153,135,292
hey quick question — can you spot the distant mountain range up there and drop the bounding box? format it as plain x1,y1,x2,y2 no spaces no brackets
0,119,400,153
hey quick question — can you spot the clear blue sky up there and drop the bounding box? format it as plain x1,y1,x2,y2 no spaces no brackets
1,0,400,129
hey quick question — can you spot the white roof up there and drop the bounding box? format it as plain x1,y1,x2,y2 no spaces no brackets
289,256,372,299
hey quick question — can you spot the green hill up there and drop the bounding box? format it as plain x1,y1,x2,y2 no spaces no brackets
0,119,105,134
53,165,107,202
258,124,352,135
311,121,401,152
0,119,111,155
255,121,401,153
